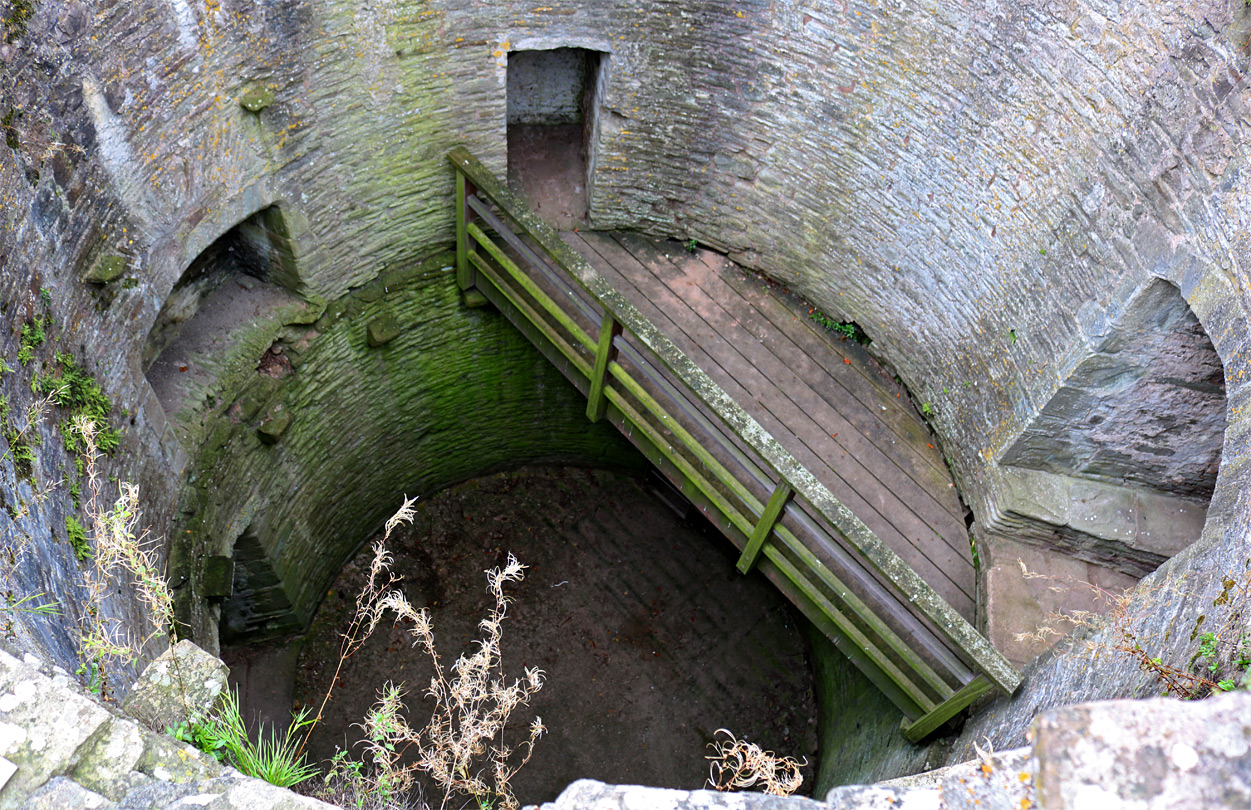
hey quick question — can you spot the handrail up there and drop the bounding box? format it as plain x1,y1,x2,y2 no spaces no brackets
447,147,1021,736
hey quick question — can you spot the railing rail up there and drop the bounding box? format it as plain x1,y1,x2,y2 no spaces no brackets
448,147,1020,741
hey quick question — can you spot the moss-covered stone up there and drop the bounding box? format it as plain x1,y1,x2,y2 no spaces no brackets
366,313,401,346
255,404,291,444
237,87,274,113
201,556,234,599
83,255,126,284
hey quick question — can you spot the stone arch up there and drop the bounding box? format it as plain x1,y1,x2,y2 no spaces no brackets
1002,277,1224,501
142,204,310,433
985,275,1227,579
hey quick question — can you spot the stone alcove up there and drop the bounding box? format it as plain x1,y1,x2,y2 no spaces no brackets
142,205,305,427
982,277,1227,665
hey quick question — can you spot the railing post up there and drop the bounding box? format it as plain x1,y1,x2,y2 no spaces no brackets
586,312,623,422
737,481,793,574
455,170,486,307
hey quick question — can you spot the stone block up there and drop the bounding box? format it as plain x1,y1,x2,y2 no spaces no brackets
0,649,114,809
23,777,110,809
68,716,148,800
238,87,275,113
826,784,940,809
257,405,293,445
1034,692,1251,809
121,641,229,731
936,747,1033,810
82,255,126,284
203,556,235,600
366,313,402,347
134,731,224,784
541,779,828,810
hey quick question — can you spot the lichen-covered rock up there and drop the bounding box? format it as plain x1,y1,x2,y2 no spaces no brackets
1034,692,1251,809
826,784,941,809
121,641,229,731
68,716,149,800
0,648,115,809
24,777,110,809
536,779,828,810
870,746,1035,810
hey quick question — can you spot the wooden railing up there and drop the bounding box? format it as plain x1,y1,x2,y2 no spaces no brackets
448,147,1020,741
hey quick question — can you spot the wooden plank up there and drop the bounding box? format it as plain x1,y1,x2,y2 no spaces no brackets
469,223,597,354
606,359,763,522
455,171,473,290
570,232,974,611
903,675,994,743
586,314,622,422
766,547,940,714
737,482,792,574
757,554,928,719
711,252,934,437
610,232,972,563
604,384,758,539
690,246,961,503
467,251,593,380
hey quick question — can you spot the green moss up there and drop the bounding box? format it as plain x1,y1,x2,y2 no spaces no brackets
1,108,19,150
65,514,91,561
238,87,275,113
83,255,127,285
2,0,34,43
17,315,45,366
34,351,122,453
0,394,34,480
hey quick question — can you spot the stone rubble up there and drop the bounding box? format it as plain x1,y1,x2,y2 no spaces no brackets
0,640,1248,809
0,645,334,809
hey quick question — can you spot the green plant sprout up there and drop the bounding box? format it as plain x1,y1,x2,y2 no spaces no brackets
175,688,317,788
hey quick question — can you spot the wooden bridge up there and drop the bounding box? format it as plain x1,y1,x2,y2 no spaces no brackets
448,148,1021,742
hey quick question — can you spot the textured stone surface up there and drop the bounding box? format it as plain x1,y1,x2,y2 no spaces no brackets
983,467,1207,577
981,533,1139,668
0,0,1250,789
1034,693,1251,809
0,641,336,809
1002,279,1225,502
121,640,229,732
535,779,828,810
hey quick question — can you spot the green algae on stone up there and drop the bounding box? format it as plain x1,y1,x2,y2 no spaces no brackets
366,313,401,346
83,255,127,284
238,87,275,113
256,403,292,444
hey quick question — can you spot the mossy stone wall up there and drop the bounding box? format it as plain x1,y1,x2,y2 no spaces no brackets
2,0,1251,786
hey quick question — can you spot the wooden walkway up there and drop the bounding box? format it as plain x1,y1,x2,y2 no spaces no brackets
447,148,1019,742
562,232,976,622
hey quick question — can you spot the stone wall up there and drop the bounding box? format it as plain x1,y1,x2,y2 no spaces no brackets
2,0,1251,790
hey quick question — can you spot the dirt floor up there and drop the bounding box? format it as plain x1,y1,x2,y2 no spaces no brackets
235,466,819,805
507,123,589,231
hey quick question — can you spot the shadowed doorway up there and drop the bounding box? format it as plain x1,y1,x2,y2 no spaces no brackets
507,48,606,229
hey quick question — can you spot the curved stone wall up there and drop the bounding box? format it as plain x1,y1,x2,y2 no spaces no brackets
2,0,1250,781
